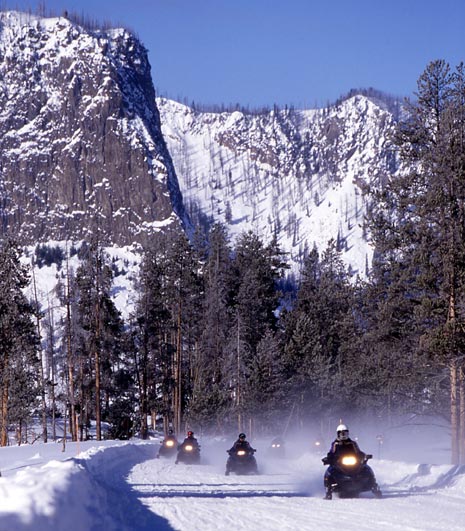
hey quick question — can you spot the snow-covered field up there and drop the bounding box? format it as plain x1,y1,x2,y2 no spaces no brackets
0,431,463,531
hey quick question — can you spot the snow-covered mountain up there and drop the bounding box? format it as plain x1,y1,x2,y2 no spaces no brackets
0,11,187,247
0,10,401,284
158,95,398,275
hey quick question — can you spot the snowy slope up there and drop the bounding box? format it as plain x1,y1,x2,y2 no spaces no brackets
158,95,397,276
21,242,141,322
0,433,463,531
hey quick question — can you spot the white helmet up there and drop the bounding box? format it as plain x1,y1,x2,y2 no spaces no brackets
336,423,349,441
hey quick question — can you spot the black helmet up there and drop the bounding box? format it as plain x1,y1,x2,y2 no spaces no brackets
238,433,246,439
187,430,194,437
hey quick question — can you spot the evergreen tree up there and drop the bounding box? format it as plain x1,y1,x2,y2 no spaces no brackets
245,328,286,433
226,231,287,431
0,240,39,446
131,245,171,438
189,224,232,431
283,240,356,424
154,233,203,435
74,240,122,440
368,60,465,463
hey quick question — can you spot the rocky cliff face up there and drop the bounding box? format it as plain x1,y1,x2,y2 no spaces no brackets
0,11,187,246
158,95,399,275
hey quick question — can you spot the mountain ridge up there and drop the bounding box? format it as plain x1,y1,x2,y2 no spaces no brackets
0,10,401,278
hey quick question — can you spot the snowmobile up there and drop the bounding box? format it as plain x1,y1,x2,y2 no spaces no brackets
225,448,258,475
157,435,178,458
322,452,382,499
266,437,285,459
175,440,201,464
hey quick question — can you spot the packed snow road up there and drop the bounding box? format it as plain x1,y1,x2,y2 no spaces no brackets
0,439,464,530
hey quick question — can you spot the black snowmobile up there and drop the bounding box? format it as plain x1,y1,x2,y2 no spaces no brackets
322,452,382,499
175,439,201,464
157,434,178,458
225,448,258,475
266,437,285,459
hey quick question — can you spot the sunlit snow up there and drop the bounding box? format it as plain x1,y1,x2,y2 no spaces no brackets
0,422,462,531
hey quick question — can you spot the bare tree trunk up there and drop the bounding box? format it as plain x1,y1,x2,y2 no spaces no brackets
174,303,182,436
47,300,57,441
448,284,459,464
1,380,9,447
17,420,22,445
32,267,48,443
79,359,85,442
51,365,56,441
94,256,102,441
459,365,465,464
62,400,67,452
236,314,242,433
65,253,77,441
95,346,101,441
140,344,148,439
451,360,459,464
131,318,146,439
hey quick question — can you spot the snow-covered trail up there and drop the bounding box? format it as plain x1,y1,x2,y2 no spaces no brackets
129,445,464,531
0,439,464,531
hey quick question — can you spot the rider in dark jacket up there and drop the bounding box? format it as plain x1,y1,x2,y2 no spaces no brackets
324,424,365,465
181,430,199,448
229,433,255,453
175,430,200,464
226,433,257,475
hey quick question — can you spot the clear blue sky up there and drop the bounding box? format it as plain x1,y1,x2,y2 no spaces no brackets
4,0,465,108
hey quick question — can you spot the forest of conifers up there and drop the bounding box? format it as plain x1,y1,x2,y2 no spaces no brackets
1,60,465,464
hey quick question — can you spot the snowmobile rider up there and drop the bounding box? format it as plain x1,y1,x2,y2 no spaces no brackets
323,423,380,499
323,423,364,465
166,428,176,441
175,430,201,465
181,430,199,448
229,433,256,453
226,433,257,475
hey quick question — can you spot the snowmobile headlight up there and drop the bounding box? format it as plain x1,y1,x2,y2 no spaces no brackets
166,440,174,447
341,455,358,466
185,444,193,452
314,441,321,446
237,450,246,456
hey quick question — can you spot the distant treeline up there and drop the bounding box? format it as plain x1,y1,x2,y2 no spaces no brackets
0,3,133,35
160,87,402,117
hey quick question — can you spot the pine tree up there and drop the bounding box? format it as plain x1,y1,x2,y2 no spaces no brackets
0,240,39,446
74,240,122,440
189,224,232,431
147,233,204,435
283,240,356,424
245,328,285,433
368,60,465,463
226,231,287,431
131,245,171,438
